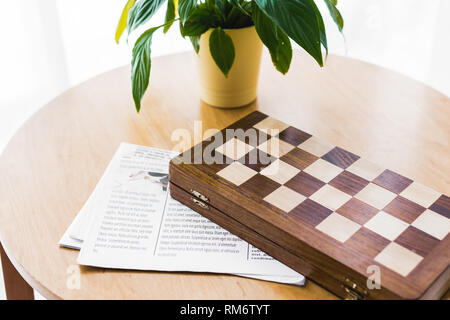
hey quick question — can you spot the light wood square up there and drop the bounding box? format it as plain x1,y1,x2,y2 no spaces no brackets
260,159,300,184
216,162,257,186
346,158,385,181
364,211,409,241
298,136,335,157
303,158,343,183
316,212,361,243
411,209,450,240
257,137,295,158
264,186,306,212
375,242,423,277
399,182,441,208
309,185,352,211
355,183,397,210
253,117,289,135
215,138,254,160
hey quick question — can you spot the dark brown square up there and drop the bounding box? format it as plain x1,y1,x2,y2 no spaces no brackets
239,174,281,199
180,140,234,172
279,148,318,170
227,111,268,131
322,146,360,169
429,195,450,219
336,198,379,225
207,153,234,172
284,171,326,197
291,199,333,227
395,226,440,257
234,128,270,148
345,228,390,259
198,130,232,155
237,149,276,172
383,196,426,224
329,171,370,196
373,169,413,194
277,126,312,146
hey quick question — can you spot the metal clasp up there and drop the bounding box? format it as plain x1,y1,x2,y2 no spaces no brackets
342,285,363,300
191,197,210,210
341,278,367,300
190,189,209,202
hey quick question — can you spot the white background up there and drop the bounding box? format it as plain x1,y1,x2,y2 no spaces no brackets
0,0,449,300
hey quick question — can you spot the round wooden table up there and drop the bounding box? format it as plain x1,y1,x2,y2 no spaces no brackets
0,51,448,300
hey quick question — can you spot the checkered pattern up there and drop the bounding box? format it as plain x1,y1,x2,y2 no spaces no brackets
214,116,450,278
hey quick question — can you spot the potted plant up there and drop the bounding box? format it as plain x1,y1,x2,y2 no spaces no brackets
116,0,344,111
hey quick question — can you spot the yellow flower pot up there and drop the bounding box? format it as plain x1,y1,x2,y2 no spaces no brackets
196,26,263,108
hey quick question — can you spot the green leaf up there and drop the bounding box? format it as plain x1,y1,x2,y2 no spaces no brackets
215,0,225,18
115,0,136,43
324,0,344,32
131,27,159,112
190,36,200,53
312,0,327,55
209,27,235,77
252,2,292,74
127,0,167,34
226,0,248,15
164,0,176,33
178,0,197,24
253,0,324,66
274,28,292,74
252,4,278,62
181,22,209,37
223,5,253,28
180,5,218,37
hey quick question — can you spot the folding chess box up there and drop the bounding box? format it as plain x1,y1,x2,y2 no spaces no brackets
169,111,449,299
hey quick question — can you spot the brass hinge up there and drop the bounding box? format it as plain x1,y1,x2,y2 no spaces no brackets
190,189,209,202
342,285,363,300
191,197,210,210
341,278,368,300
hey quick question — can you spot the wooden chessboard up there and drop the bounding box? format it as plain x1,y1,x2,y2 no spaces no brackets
169,111,450,299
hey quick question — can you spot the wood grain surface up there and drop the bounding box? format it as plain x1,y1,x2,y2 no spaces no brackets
0,50,448,299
